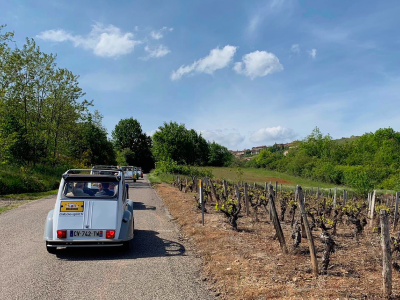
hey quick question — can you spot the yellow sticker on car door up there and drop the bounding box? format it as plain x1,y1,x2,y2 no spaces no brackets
60,201,84,212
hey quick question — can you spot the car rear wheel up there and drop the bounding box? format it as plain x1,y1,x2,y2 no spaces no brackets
122,241,130,251
46,243,57,254
133,179,136,182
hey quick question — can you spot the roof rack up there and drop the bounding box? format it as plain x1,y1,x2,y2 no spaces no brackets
92,165,120,170
62,169,123,181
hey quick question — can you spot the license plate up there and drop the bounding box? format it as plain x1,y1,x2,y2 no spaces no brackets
70,230,103,238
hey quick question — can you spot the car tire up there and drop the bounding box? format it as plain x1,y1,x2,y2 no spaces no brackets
122,241,130,251
134,179,136,182
46,244,57,254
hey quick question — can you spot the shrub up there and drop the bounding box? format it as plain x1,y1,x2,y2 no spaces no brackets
0,164,64,195
154,160,213,178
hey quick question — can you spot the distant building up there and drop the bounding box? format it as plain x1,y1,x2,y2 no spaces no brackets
251,146,267,155
230,150,245,157
284,142,293,148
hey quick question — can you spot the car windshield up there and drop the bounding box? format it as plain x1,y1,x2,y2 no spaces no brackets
63,181,118,198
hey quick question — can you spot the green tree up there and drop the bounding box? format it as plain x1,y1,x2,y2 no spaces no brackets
208,142,232,167
152,121,191,164
112,118,154,172
0,26,91,165
68,113,116,166
152,121,211,166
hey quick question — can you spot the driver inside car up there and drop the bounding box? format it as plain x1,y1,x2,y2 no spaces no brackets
95,183,114,197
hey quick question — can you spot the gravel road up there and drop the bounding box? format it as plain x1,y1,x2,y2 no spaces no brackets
0,175,214,300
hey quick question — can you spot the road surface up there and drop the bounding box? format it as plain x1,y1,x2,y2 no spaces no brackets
0,175,213,300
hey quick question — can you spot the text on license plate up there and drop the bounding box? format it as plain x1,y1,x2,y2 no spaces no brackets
70,230,103,237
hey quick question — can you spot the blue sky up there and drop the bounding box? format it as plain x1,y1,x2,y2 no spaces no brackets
1,0,400,150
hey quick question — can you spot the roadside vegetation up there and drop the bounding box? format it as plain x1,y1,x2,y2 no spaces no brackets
153,126,400,196
199,166,341,189
241,127,400,195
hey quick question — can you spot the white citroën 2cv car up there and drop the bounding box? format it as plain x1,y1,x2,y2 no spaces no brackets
44,168,134,254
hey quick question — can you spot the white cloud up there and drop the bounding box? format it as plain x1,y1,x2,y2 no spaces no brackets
290,44,300,53
142,45,170,60
150,31,163,40
250,126,296,144
150,26,173,40
36,29,72,42
37,23,141,58
199,129,245,149
234,50,283,79
171,45,237,81
309,48,317,58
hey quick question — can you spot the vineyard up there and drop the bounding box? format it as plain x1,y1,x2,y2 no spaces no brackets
163,175,400,298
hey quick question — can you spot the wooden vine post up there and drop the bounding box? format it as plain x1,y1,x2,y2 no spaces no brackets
333,187,337,209
267,184,287,254
222,180,227,198
209,179,218,204
368,192,371,214
394,192,399,230
297,186,318,276
199,179,204,226
266,182,272,221
380,210,392,297
370,190,376,227
244,182,249,216
193,176,197,193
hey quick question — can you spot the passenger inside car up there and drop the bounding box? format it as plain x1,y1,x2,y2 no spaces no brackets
109,182,116,193
67,182,88,197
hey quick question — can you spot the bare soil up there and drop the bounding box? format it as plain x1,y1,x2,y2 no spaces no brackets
153,182,400,299
265,177,292,184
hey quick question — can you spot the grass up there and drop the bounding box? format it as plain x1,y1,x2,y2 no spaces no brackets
0,189,58,200
0,203,24,214
0,189,58,215
148,171,174,184
151,166,395,195
199,167,346,190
